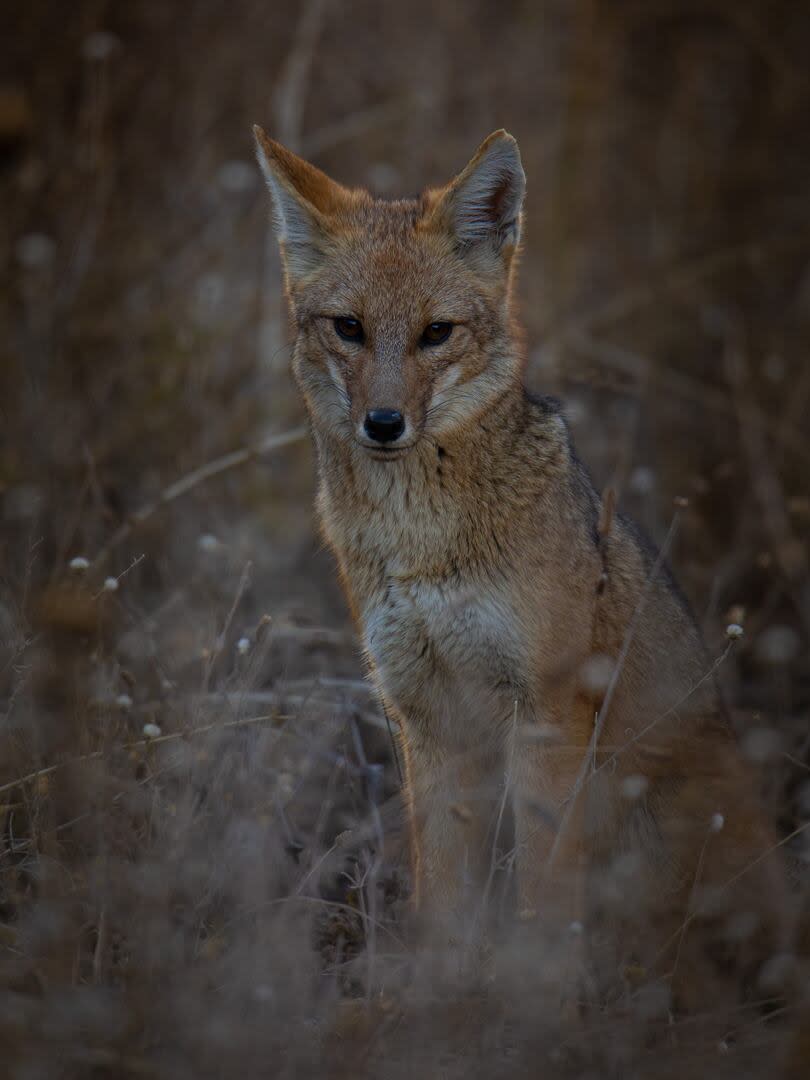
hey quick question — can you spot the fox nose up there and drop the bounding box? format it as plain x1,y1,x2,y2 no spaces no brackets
364,409,405,444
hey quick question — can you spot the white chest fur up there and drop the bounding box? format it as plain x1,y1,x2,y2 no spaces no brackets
362,574,528,744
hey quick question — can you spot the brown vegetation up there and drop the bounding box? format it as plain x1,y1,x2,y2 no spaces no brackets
1,2,808,1077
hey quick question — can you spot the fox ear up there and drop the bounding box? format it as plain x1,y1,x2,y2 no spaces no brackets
253,126,348,280
429,130,525,257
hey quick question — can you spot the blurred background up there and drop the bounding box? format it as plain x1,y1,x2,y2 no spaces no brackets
1,1,809,1076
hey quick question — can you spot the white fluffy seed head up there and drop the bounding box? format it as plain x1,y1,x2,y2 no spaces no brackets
621,775,649,800
741,727,783,764
218,161,256,194
82,31,120,61
710,813,725,833
69,556,90,571
143,722,162,739
16,232,55,268
755,624,800,664
102,577,119,592
725,623,744,640
578,652,615,694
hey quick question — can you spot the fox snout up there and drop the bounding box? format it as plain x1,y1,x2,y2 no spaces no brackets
363,409,406,444
356,405,413,457
349,358,418,453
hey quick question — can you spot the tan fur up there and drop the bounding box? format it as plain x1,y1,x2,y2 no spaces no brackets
255,126,793,1008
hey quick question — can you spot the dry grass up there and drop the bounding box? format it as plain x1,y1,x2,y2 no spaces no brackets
1,1,809,1076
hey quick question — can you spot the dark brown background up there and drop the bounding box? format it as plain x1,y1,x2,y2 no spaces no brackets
1,2,808,1076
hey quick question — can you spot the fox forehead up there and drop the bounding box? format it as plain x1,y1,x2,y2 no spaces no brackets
294,201,497,323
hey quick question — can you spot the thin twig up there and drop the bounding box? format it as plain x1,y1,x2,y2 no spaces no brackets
91,426,306,569
723,330,810,632
301,99,406,159
566,330,810,469
482,700,519,914
0,712,292,799
654,818,810,964
274,0,329,151
542,235,810,351
202,562,252,692
92,553,145,597
257,0,330,371
668,822,714,986
192,691,389,732
380,700,403,785
591,642,734,779
92,902,107,984
595,512,681,747
235,894,405,949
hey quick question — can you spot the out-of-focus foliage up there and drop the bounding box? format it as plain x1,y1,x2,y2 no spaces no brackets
1,2,808,1077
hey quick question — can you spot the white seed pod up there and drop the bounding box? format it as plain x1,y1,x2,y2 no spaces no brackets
82,31,120,61
578,652,615,694
741,727,783,764
16,232,55,269
621,775,649,801
218,161,257,194
755,624,800,665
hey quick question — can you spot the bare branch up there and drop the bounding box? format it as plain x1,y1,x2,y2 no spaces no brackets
91,425,306,569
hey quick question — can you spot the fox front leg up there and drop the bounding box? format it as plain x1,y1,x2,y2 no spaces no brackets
402,730,500,942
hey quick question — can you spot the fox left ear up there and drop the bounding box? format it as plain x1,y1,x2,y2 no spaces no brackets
427,130,526,258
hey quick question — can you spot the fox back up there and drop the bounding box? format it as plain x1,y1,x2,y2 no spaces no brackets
255,127,793,1012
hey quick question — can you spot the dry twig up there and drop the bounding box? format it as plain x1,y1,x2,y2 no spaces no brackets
91,426,307,569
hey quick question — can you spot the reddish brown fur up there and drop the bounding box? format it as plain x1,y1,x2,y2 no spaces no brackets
255,125,793,1010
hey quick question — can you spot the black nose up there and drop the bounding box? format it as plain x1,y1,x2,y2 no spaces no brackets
364,409,405,444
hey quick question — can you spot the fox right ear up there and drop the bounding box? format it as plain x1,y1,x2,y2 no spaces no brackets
253,127,348,280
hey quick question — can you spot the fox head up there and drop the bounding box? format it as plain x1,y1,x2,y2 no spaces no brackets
254,127,526,460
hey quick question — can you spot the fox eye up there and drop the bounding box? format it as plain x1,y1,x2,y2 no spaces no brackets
334,316,364,343
421,322,453,347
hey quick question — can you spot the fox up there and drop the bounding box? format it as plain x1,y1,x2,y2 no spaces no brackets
254,126,793,1009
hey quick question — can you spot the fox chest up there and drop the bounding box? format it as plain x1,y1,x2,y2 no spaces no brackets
361,576,529,737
